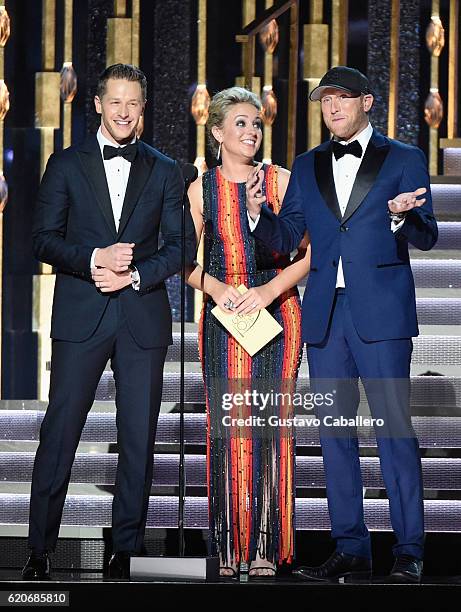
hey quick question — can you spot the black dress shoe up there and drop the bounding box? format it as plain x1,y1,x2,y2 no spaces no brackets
293,551,372,582
389,555,423,583
107,551,133,579
22,552,51,581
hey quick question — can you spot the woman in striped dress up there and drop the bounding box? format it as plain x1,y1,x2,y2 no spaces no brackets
187,87,310,578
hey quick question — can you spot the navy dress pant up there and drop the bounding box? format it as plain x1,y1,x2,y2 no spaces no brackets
307,290,424,560
28,296,167,553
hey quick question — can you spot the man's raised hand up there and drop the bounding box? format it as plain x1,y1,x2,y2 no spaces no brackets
388,187,427,214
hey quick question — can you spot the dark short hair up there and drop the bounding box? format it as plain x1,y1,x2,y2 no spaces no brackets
96,64,147,100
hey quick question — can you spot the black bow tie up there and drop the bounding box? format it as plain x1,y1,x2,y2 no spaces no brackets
332,140,363,161
103,143,138,163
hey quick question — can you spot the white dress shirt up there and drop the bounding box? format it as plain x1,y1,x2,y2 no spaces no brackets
333,123,403,287
248,123,403,288
333,123,373,286
90,128,140,289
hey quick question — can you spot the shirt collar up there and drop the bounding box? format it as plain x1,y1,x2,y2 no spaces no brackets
97,126,137,156
337,122,373,149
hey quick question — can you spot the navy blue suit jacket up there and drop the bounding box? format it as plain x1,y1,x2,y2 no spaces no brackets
33,135,197,348
253,130,438,344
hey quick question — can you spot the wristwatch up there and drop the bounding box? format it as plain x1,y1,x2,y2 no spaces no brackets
129,265,140,291
388,208,407,222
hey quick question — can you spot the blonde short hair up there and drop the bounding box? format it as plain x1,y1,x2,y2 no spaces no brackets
206,86,262,157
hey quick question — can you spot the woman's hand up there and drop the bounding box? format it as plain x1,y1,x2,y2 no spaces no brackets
233,284,277,315
210,281,242,314
246,163,266,220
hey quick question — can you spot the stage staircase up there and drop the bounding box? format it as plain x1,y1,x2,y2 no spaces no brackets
0,165,459,571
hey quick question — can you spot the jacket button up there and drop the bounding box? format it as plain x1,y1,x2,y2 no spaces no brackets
340,226,348,232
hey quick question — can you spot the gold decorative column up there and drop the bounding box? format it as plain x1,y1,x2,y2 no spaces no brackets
37,0,60,178
0,5,10,397
304,0,328,150
60,0,77,149
106,0,140,67
131,0,140,66
387,0,400,138
236,0,260,94
286,0,298,167
260,1,278,164
34,0,61,399
331,0,348,67
447,0,458,140
191,0,209,175
236,1,299,167
108,1,142,132
191,0,210,322
440,0,460,170
424,2,445,176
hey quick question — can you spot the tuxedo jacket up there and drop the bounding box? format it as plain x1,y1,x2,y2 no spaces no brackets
33,135,197,348
253,130,438,344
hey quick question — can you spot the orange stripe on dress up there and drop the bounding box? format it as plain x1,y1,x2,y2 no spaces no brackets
216,170,254,562
267,165,300,563
278,297,301,563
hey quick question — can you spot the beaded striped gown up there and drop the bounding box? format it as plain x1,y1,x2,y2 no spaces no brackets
198,164,303,566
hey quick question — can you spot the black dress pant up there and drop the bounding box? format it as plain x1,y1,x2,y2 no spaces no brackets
28,296,167,553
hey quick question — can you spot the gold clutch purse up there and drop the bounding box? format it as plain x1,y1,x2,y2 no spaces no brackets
211,284,283,356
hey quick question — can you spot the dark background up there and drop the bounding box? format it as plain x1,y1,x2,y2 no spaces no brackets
1,0,459,398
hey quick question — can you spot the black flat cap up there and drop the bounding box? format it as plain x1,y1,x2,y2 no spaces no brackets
309,66,373,101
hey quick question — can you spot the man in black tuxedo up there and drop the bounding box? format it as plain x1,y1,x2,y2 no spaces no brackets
22,64,196,580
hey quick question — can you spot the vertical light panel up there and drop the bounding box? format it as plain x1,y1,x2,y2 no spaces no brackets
387,0,400,138
193,0,209,172
114,0,126,16
331,0,348,67
236,0,260,93
286,1,298,167
425,0,443,176
61,0,76,149
192,0,209,323
447,0,459,139
131,0,140,67
0,4,10,397
304,0,328,151
261,0,277,164
42,0,56,71
35,0,61,398
243,0,256,90
107,0,140,68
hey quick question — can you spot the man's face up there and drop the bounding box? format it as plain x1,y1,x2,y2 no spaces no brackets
94,78,145,145
320,87,373,141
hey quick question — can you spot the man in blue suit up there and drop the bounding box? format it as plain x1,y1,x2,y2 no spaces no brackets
246,67,437,583
22,64,196,580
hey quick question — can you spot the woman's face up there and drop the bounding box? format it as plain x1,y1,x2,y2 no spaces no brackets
213,102,263,162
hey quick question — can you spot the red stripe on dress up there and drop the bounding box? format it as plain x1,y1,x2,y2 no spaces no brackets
267,165,300,563
216,169,253,563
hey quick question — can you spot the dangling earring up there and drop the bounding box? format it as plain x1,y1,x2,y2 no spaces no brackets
217,142,222,160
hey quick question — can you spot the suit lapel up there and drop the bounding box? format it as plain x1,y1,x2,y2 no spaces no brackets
314,145,342,221
116,142,155,239
341,131,390,224
77,136,117,237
